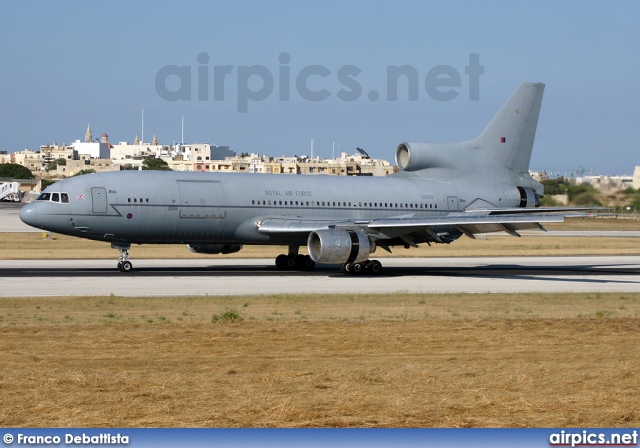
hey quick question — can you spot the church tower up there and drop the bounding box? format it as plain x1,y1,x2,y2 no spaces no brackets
85,124,93,143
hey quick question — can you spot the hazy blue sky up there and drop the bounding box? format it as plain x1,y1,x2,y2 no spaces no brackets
1,0,638,174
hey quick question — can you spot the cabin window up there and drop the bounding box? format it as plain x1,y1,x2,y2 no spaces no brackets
127,198,131,203
252,200,255,204
51,193,60,202
61,193,69,203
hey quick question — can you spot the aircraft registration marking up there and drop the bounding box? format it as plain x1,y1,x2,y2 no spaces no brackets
265,190,313,197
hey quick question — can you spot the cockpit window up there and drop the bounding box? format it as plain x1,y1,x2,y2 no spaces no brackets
36,192,70,203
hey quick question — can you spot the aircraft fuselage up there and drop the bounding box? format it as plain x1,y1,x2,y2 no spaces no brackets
20,170,520,246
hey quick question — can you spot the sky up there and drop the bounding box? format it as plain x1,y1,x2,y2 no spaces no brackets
0,0,638,175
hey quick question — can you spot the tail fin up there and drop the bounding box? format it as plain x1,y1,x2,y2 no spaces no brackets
477,82,545,171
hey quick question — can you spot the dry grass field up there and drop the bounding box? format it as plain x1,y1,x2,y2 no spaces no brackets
1,217,638,427
1,293,639,427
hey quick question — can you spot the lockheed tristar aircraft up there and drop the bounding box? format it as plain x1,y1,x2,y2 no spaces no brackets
20,82,584,274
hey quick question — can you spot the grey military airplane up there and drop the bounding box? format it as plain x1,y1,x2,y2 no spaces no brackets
20,82,580,274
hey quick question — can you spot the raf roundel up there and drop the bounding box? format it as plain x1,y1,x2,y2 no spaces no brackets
127,213,133,219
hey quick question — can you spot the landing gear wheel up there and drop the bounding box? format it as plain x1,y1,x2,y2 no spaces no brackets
296,255,315,271
119,260,133,272
275,254,287,269
274,247,315,271
367,260,382,275
286,256,297,269
340,263,350,274
351,263,364,274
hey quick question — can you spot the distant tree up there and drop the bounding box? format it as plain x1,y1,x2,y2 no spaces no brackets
56,158,67,166
41,179,56,190
538,195,561,206
240,152,250,158
571,192,602,206
0,163,34,179
142,158,172,171
72,169,96,176
541,177,568,196
566,183,598,202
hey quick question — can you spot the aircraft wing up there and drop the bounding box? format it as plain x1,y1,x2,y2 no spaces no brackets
256,211,579,242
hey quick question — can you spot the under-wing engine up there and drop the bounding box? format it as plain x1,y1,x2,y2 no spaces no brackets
307,229,376,264
187,244,243,254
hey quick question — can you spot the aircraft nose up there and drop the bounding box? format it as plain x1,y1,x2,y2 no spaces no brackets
19,202,41,228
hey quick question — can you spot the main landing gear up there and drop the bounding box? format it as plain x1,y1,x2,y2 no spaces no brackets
275,245,316,271
340,259,382,275
112,242,133,273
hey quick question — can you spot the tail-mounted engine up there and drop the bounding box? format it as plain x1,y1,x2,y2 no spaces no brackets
395,142,456,172
517,187,540,208
187,244,243,254
307,229,375,264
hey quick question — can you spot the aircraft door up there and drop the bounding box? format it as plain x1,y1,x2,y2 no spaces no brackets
176,180,226,220
447,196,459,212
91,187,108,213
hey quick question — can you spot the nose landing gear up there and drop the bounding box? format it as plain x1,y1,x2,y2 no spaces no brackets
112,242,133,273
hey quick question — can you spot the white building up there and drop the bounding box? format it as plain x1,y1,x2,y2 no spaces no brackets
72,140,110,159
632,167,640,190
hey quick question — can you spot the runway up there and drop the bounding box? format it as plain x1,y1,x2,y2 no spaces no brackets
1,256,640,296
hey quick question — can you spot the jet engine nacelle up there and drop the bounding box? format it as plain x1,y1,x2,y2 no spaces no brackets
395,142,460,172
307,229,375,264
187,244,243,254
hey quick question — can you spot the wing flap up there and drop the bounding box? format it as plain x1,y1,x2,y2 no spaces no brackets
257,213,565,237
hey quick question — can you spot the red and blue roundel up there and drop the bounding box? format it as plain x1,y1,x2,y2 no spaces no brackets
127,213,133,219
